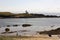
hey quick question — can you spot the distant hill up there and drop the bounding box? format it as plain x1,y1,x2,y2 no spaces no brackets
0,12,13,15
0,12,14,18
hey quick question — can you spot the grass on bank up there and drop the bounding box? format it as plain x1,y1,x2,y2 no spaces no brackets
0,36,33,40
0,36,13,40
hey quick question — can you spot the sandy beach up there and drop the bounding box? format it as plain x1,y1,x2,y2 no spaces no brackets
0,33,60,40
13,37,59,40
12,35,60,40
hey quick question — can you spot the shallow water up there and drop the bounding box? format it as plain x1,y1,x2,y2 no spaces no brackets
0,18,60,35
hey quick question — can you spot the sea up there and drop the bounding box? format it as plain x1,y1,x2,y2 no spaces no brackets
0,18,60,35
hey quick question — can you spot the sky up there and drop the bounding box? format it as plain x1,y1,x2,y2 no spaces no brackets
0,0,60,15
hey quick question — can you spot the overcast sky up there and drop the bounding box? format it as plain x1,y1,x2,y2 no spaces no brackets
0,0,60,15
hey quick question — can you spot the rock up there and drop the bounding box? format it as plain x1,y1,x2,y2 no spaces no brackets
5,28,10,32
13,24,19,27
22,24,32,27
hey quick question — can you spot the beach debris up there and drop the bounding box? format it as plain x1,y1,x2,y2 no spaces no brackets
22,24,32,27
48,34,52,37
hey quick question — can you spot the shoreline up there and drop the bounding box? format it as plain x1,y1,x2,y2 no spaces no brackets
0,34,60,40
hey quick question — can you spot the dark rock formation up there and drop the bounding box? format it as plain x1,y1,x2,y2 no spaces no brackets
22,24,32,27
40,28,60,35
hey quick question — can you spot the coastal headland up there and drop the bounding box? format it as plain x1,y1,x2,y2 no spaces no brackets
0,11,60,18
